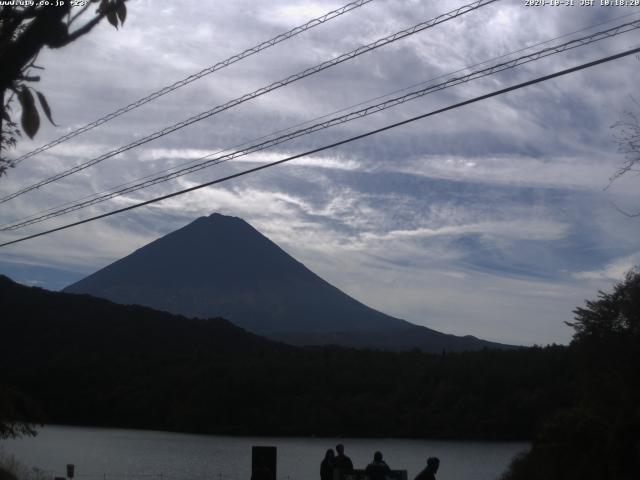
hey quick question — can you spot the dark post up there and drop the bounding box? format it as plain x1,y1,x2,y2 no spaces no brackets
391,471,408,480
251,446,276,480
66,465,75,479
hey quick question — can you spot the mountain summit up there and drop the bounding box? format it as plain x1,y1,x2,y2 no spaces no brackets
64,213,508,351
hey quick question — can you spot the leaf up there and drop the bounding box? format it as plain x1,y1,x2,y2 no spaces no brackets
36,91,56,126
106,8,118,29
96,0,108,14
116,1,126,25
18,87,40,139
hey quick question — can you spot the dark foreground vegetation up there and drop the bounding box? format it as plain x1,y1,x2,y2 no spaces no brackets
501,271,640,480
1,271,638,479
0,274,573,440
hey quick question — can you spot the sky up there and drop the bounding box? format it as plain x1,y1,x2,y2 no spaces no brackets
1,0,639,346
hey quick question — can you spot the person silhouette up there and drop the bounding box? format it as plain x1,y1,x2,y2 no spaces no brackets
334,444,354,473
321,449,336,480
414,457,440,480
365,451,391,480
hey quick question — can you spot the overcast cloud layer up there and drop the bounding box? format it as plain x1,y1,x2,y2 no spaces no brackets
1,0,639,345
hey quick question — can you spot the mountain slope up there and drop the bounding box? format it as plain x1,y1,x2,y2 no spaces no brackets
0,275,570,439
64,213,509,352
1,274,279,356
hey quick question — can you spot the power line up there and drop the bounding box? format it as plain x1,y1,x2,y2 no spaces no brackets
10,7,636,207
0,0,499,205
3,19,638,231
15,8,635,239
2,45,638,249
11,0,376,166
19,7,635,228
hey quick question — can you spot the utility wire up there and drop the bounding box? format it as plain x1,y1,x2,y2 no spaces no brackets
0,0,499,205
2,45,638,249
11,7,636,230
5,5,638,233
11,0,376,166
3,19,638,231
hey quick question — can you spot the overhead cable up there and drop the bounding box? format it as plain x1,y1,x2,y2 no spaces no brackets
1,45,638,248
0,0,499,205
11,0,377,166
3,19,639,231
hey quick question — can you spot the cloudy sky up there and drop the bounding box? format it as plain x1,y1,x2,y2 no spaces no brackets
1,0,639,345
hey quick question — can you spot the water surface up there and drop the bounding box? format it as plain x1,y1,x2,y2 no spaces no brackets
0,426,527,480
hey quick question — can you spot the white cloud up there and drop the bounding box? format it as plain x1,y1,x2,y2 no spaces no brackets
359,219,569,243
263,1,339,27
388,154,629,192
573,252,640,281
139,148,222,162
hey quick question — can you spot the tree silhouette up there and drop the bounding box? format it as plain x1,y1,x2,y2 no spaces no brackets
0,385,39,440
0,0,127,438
610,97,640,216
568,269,640,341
502,270,640,480
0,0,127,176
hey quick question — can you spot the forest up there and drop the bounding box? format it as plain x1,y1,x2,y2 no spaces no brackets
501,271,640,480
0,274,572,440
1,272,638,479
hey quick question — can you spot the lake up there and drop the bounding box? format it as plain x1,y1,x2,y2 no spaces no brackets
0,426,527,480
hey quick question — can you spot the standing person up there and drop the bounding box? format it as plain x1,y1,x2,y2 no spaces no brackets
335,444,354,472
414,457,440,480
365,451,391,480
321,449,336,480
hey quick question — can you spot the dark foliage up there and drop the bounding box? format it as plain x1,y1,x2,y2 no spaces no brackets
0,384,39,439
0,275,575,440
502,271,640,480
0,468,18,480
0,1,127,175
568,270,640,341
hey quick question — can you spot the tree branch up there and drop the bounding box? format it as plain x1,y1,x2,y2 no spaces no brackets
0,5,71,92
610,201,640,218
64,12,106,45
68,2,93,26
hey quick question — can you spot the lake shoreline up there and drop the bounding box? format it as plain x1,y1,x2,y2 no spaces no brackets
1,425,529,480
26,422,533,443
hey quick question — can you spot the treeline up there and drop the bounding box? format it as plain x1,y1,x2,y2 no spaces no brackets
0,275,576,440
501,271,640,480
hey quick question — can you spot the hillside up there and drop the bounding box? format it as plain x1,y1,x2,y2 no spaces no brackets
64,213,510,352
0,274,282,357
0,275,573,439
